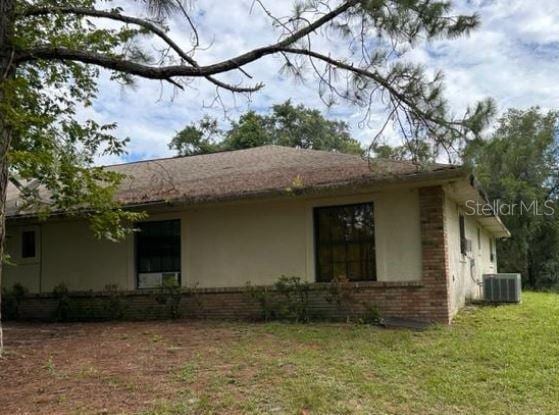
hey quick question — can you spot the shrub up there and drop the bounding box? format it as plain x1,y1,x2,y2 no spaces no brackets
154,279,183,319
102,284,127,320
274,276,311,322
245,282,275,321
247,276,311,323
324,275,356,321
360,302,382,324
1,283,28,320
52,283,72,322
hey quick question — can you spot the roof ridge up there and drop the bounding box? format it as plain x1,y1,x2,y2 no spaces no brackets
370,156,459,169
103,145,459,170
102,145,283,169
102,144,373,169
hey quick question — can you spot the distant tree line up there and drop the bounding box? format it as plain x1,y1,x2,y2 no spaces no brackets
464,108,559,288
169,101,364,156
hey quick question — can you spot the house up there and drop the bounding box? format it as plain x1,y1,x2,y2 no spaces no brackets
4,145,510,323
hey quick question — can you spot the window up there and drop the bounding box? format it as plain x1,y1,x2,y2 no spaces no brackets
314,202,376,282
490,238,495,262
21,230,36,259
136,220,181,286
459,214,466,255
477,227,481,252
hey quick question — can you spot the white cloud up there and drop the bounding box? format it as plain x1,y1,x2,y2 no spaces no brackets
83,0,559,164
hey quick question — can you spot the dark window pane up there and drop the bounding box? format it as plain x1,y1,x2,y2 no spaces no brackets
317,246,333,282
333,262,347,280
332,244,346,262
315,203,376,282
346,242,362,262
348,261,364,280
459,215,466,255
329,216,344,241
21,231,36,258
136,220,181,274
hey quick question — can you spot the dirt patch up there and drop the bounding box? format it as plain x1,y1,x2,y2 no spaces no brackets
0,321,242,414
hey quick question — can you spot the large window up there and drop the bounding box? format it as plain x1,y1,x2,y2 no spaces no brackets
314,202,376,282
136,220,181,285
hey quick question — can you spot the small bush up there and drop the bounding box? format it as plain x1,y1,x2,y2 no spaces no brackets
1,283,28,320
154,279,182,319
245,282,275,321
360,302,381,324
274,276,311,322
102,284,127,320
247,276,311,323
324,275,356,321
52,283,72,322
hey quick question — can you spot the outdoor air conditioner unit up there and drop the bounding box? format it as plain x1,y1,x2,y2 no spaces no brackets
483,273,521,303
138,272,180,289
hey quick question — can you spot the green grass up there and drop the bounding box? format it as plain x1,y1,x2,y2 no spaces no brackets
143,292,559,415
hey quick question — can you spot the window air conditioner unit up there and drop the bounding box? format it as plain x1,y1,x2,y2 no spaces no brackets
138,272,180,289
483,273,521,303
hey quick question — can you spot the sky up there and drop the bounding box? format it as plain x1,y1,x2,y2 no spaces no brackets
87,0,559,165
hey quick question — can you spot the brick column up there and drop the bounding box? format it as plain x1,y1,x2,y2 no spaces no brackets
419,186,451,323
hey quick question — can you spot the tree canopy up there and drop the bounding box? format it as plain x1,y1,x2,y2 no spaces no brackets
371,139,435,163
169,101,364,156
464,108,559,288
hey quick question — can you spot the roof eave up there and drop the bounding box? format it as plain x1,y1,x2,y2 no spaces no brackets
444,175,511,239
6,167,467,222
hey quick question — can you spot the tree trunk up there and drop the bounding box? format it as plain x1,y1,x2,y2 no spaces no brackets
0,0,15,356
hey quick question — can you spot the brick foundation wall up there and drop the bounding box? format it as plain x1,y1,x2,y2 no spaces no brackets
6,186,453,324
10,281,427,322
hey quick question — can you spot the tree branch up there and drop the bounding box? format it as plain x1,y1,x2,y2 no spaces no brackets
19,6,260,93
16,0,359,83
277,47,463,134
17,0,456,134
15,44,455,136
172,0,200,52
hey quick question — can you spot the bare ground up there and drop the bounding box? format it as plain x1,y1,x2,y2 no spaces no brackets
1,293,558,415
0,321,243,415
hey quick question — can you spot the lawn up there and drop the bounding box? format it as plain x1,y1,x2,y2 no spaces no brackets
1,292,558,415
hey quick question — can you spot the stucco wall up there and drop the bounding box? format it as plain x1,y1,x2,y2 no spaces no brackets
445,195,497,314
4,225,41,292
182,202,308,287
181,189,422,288
5,220,133,293
5,187,423,293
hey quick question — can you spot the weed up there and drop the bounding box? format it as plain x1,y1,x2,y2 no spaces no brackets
43,355,56,376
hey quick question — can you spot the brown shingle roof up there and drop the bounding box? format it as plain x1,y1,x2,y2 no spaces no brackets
6,145,464,217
